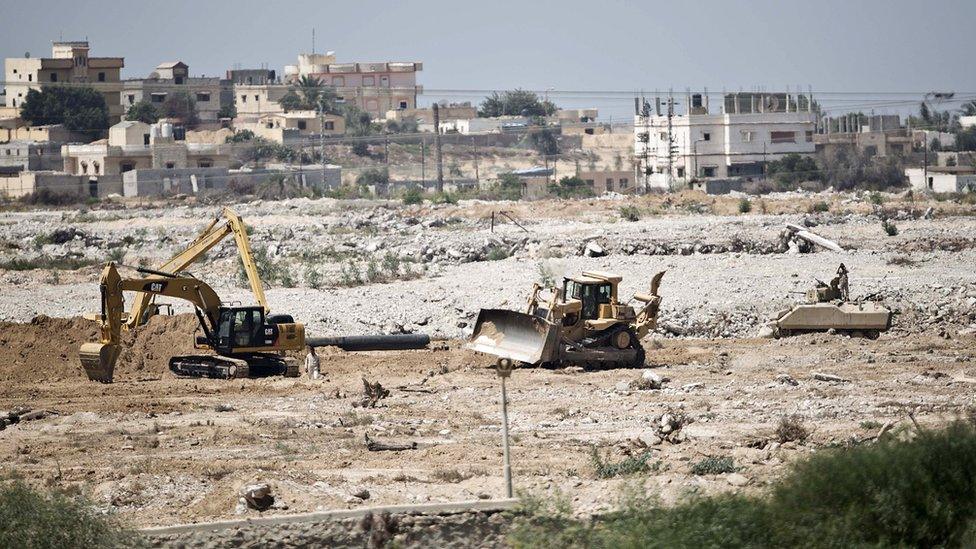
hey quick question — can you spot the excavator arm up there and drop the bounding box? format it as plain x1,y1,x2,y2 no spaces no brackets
127,207,268,329
80,262,224,382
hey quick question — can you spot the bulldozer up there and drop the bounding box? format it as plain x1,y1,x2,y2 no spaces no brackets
468,270,665,369
769,264,892,339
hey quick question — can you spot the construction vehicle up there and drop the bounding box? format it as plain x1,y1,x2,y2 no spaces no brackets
79,262,305,382
769,264,891,339
468,270,665,369
126,207,266,329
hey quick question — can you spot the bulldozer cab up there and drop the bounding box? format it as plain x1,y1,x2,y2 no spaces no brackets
564,278,612,320
215,306,272,354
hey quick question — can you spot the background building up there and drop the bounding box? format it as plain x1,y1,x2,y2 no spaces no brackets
635,91,817,190
123,62,230,123
4,41,125,122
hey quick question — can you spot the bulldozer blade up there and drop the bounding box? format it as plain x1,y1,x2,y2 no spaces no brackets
79,342,121,383
467,309,558,365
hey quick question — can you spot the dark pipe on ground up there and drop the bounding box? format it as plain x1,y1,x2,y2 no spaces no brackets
306,334,430,351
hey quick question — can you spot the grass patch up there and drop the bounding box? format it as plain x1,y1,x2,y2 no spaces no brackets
0,479,142,548
775,415,810,443
808,200,830,213
486,246,511,261
738,197,752,214
690,455,737,475
618,205,641,222
510,420,976,548
590,448,659,479
0,256,101,271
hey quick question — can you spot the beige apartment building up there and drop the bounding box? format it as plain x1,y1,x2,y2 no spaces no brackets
4,41,125,122
62,120,229,177
283,52,423,117
235,110,345,143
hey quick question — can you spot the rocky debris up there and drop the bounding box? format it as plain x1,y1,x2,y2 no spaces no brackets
583,241,606,258
239,483,274,512
365,433,418,452
356,378,390,408
812,372,849,383
776,374,799,386
631,370,664,390
650,408,693,444
726,473,751,487
0,407,54,429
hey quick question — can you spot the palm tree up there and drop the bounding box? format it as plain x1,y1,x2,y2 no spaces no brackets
289,75,340,114
962,100,976,117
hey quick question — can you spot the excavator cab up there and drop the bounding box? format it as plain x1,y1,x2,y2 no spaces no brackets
213,306,282,355
563,277,613,321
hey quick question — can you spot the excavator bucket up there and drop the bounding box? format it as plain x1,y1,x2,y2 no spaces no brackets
467,309,559,365
79,342,121,383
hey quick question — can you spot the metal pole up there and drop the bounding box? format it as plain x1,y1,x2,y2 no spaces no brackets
500,375,513,499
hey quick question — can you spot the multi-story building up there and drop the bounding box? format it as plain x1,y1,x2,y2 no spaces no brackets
61,120,229,177
4,41,125,122
0,140,63,172
235,110,345,143
283,52,422,117
226,68,277,86
814,114,911,157
122,62,230,123
634,92,817,190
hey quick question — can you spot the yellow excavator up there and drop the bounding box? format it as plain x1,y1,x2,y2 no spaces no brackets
79,207,304,382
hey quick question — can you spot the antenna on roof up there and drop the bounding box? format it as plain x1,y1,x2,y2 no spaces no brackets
312,28,315,54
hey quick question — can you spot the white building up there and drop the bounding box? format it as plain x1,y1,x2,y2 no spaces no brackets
634,92,817,191
905,167,976,194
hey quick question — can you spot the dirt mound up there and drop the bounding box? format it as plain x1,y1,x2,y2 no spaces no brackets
0,314,198,383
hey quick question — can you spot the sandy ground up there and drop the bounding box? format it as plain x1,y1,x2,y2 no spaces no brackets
0,192,974,530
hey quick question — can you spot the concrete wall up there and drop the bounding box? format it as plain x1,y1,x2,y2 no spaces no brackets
123,167,231,197
0,124,90,145
577,170,634,193
0,171,88,199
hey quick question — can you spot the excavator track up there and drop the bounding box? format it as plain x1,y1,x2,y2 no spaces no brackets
169,355,251,380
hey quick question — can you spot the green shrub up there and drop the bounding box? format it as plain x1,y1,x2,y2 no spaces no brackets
0,480,141,548
738,197,752,213
0,256,100,271
776,415,809,443
590,447,659,479
402,187,423,206
618,205,641,222
869,191,885,205
808,200,830,213
486,247,510,261
690,455,737,475
511,420,976,548
304,265,324,289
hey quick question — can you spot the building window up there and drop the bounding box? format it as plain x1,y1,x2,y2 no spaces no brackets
241,95,247,103
703,132,711,141
770,131,796,144
399,100,408,109
702,166,716,177
93,161,100,175
324,121,334,130
619,178,628,186
175,76,184,85
27,74,31,82
363,76,375,86
80,162,88,174
254,95,259,102
143,133,150,145
98,72,106,82
121,163,134,173
196,92,210,102
12,69,16,74
297,120,307,130
127,94,136,104
805,130,813,142
336,96,345,103
165,162,175,169
198,159,212,168
741,130,754,142
151,93,166,103
50,73,58,82
677,167,685,178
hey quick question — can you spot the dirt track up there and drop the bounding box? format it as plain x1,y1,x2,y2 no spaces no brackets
1,314,974,527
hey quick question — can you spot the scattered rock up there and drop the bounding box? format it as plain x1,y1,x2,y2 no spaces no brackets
812,372,849,383
631,370,663,390
726,473,750,487
240,483,274,511
583,242,606,257
776,374,799,386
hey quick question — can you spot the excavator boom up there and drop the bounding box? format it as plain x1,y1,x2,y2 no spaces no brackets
127,208,268,329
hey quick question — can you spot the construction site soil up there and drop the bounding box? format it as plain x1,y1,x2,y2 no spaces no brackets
0,191,974,542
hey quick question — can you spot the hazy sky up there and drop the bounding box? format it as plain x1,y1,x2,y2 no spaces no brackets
3,0,975,119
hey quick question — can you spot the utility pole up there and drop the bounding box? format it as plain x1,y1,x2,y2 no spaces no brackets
666,93,676,191
318,102,325,187
433,103,444,194
421,138,426,185
495,358,515,499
